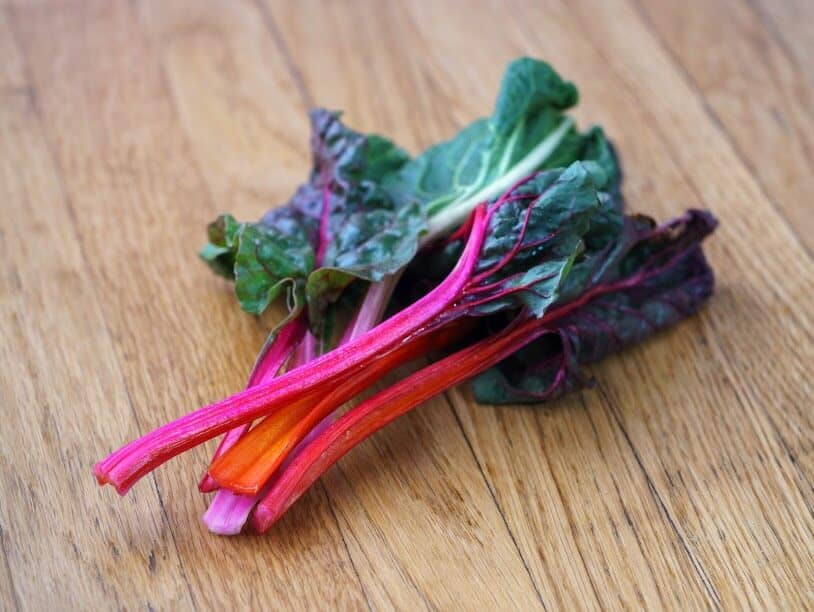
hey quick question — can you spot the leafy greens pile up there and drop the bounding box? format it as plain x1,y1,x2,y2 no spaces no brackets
95,58,716,534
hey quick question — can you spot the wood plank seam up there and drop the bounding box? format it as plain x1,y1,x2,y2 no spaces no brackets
329,462,435,610
626,123,814,517
252,0,313,109
556,10,814,603
542,0,772,600
11,81,207,612
626,0,814,261
318,480,375,612
692,95,814,261
448,405,548,609
119,385,201,610
529,409,605,607
567,0,814,506
5,6,201,608
1,92,194,610
598,389,723,608
741,0,814,133
132,1,373,602
577,397,703,608
684,318,814,520
620,0,814,512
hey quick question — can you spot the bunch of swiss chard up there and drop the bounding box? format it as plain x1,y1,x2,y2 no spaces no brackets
94,58,716,534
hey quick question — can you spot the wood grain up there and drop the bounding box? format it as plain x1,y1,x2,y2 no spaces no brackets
0,11,23,90
556,0,814,606
751,0,814,89
0,39,195,612
1,0,812,609
633,0,814,253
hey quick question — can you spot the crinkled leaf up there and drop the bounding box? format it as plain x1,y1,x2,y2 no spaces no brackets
384,58,621,240
462,162,605,317
472,210,717,403
306,202,425,324
233,223,313,315
402,161,620,315
294,110,424,328
201,110,422,329
200,214,243,279
256,109,415,253
259,192,320,251
200,214,313,316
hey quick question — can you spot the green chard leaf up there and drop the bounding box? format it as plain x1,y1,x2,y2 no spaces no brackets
200,213,314,315
463,163,604,317
296,110,424,328
471,210,717,404
232,223,313,315
201,109,425,330
306,202,425,321
200,213,243,279
383,57,622,242
399,161,619,311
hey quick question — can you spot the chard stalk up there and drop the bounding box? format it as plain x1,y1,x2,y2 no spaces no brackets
422,117,574,245
203,277,401,533
94,219,492,496
198,316,307,493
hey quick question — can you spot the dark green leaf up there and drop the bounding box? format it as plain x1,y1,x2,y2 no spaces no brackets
200,109,421,329
295,110,424,328
233,223,313,315
200,214,242,279
463,162,604,317
472,210,717,403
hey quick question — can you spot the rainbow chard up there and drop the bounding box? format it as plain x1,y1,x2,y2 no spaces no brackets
195,57,620,527
94,57,717,535
249,208,716,531
94,162,716,506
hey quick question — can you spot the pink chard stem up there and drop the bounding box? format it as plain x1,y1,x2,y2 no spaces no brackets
198,315,307,493
251,314,550,532
203,277,400,534
93,207,488,496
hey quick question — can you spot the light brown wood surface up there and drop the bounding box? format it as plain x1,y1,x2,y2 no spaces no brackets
1,1,811,609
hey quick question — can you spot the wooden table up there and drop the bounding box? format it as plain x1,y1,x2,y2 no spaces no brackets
1,1,812,609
